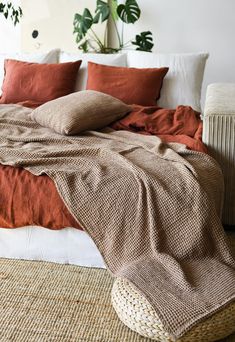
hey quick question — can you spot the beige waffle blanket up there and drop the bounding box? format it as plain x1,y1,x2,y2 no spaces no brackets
0,105,234,340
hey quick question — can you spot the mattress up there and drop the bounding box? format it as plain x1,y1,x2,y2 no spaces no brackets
0,226,106,268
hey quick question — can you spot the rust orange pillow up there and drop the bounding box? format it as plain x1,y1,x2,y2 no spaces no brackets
0,59,81,106
86,62,168,106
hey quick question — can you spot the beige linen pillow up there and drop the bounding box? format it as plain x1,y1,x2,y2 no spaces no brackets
31,90,131,135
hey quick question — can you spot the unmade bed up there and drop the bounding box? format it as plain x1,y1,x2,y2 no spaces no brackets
0,102,234,339
0,103,205,268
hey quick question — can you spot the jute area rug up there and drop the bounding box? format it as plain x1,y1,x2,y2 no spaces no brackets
0,234,234,342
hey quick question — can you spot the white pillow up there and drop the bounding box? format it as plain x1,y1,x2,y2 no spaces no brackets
127,51,209,112
60,52,127,91
0,49,60,95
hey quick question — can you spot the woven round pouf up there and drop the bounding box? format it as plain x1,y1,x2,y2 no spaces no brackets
111,278,235,342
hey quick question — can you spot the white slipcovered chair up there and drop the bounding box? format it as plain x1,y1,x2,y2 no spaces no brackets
203,83,235,226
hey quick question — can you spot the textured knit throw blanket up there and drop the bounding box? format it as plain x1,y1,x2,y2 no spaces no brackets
0,105,234,340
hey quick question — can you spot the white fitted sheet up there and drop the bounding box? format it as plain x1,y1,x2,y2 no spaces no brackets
0,226,106,268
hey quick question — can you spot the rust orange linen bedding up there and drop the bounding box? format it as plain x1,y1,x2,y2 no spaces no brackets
111,105,207,153
0,105,206,229
0,164,81,229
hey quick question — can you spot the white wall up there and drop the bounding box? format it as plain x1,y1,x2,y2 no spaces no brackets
21,0,105,52
117,0,235,107
1,0,234,108
0,0,105,53
0,0,21,52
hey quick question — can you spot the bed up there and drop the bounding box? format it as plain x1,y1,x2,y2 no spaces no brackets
0,49,208,267
0,49,234,341
0,101,205,268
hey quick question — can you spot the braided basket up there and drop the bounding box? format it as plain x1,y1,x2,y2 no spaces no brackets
111,278,235,342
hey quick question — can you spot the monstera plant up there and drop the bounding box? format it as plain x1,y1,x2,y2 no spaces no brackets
0,1,22,25
73,0,154,53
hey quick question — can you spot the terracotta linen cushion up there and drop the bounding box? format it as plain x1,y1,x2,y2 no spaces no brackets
0,49,60,97
86,62,169,106
0,59,81,105
31,90,131,135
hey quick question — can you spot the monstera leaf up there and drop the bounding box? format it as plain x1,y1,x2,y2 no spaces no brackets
132,31,154,52
117,0,141,24
73,8,93,43
93,0,110,24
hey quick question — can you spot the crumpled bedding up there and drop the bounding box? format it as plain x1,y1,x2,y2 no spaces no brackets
0,104,207,229
111,104,207,153
0,104,234,340
0,164,81,229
